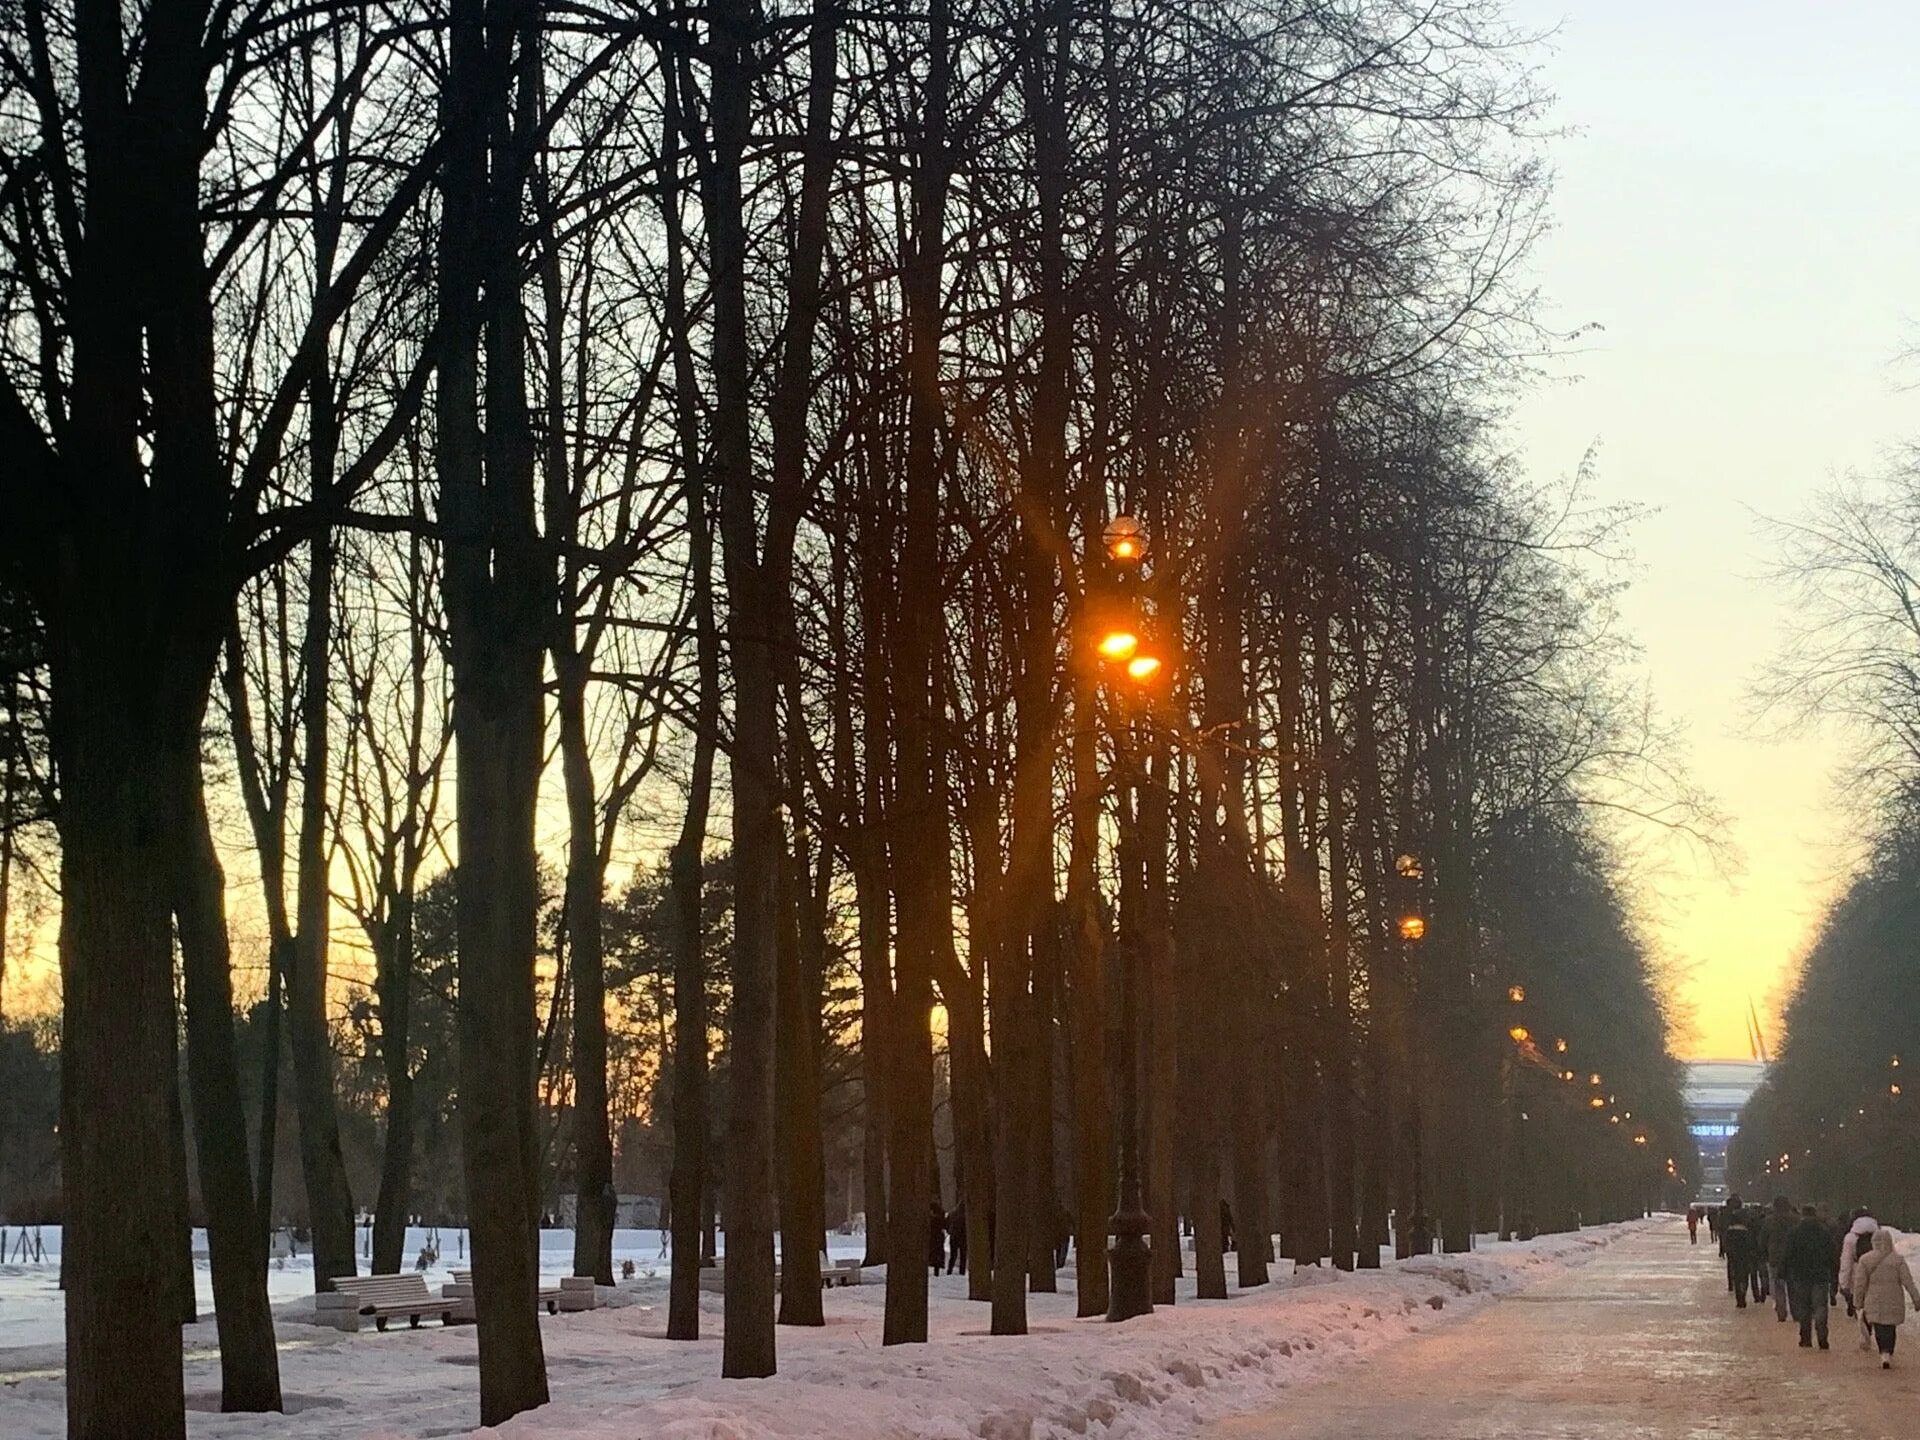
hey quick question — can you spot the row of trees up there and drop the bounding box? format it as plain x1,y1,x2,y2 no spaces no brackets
0,0,1698,1436
1732,465,1920,1212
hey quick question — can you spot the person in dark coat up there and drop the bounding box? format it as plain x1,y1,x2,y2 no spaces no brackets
1720,1195,1759,1308
929,1197,949,1274
1219,1199,1236,1255
945,1202,968,1276
1762,1195,1796,1320
1781,1203,1837,1348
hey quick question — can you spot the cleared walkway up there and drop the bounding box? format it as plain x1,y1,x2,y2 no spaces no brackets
1206,1224,1918,1439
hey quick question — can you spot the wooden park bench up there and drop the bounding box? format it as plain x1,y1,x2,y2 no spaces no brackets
324,1274,457,1332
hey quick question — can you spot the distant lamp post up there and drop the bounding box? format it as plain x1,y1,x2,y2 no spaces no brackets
1395,853,1424,879
1507,985,1526,1004
1094,511,1166,1325
1554,1038,1568,1054
1397,914,1427,942
1508,1025,1530,1045
1589,1096,1606,1110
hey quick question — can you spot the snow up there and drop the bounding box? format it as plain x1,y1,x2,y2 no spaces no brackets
0,1219,1658,1439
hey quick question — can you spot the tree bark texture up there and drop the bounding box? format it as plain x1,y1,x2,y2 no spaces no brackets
174,746,284,1410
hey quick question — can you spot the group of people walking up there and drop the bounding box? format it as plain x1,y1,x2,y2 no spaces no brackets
1696,1195,1920,1367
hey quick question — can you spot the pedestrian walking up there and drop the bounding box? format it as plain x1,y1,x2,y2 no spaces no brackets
945,1202,967,1276
1687,1206,1700,1245
929,1196,949,1275
1852,1227,1920,1369
1839,1208,1879,1345
1763,1195,1795,1321
1781,1203,1836,1349
1720,1196,1759,1308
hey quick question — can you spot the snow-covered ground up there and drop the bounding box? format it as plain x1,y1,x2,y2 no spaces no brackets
0,1219,1658,1439
0,1225,793,1351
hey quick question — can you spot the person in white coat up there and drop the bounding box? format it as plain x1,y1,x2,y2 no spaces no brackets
1839,1210,1879,1346
1853,1227,1920,1368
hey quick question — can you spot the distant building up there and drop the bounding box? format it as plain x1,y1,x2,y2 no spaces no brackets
555,1193,662,1230
1685,1060,1767,1202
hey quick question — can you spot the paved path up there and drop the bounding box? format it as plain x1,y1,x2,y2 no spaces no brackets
1205,1224,1918,1439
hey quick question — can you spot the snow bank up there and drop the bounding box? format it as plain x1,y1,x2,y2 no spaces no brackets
0,1219,1655,1440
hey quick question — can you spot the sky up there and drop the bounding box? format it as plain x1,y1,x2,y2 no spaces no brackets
1501,0,1920,1057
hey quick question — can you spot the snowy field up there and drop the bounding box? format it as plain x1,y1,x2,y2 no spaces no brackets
0,1225,811,1352
0,1218,1659,1439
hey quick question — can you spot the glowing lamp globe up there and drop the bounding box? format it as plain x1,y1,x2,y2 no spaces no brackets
1103,515,1147,565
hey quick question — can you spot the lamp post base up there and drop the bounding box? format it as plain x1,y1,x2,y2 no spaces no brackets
1106,1208,1153,1322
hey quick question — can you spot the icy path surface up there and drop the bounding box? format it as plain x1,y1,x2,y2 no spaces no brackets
1,1221,1656,1439
1206,1224,1918,1440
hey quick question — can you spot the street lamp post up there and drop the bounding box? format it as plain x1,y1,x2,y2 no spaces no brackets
1092,514,1160,1323
1393,853,1428,1259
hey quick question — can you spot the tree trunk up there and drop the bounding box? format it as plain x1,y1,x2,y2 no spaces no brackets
853,842,892,1266
776,835,826,1324
559,657,615,1285
290,525,356,1291
173,744,283,1410
937,927,996,1302
881,0,949,1350
438,0,550,1417
1063,671,1111,1316
1027,928,1060,1293
660,43,717,1346
371,893,417,1276
51,605,202,1439
1141,746,1178,1307
705,0,780,1377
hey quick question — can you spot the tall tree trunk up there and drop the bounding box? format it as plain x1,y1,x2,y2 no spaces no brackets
763,0,839,1330
371,891,417,1276
168,1041,196,1325
1027,926,1060,1293
438,0,550,1418
851,442,895,1271
289,524,356,1290
853,839,891,1265
942,813,997,1304
52,616,191,1439
1183,840,1231,1301
558,658,615,1285
882,0,950,1349
223,629,293,1252
173,745,283,1409
1063,663,1111,1315
1316,612,1358,1271
705,0,780,1377
660,44,717,1346
1140,745,1178,1306
776,829,826,1323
